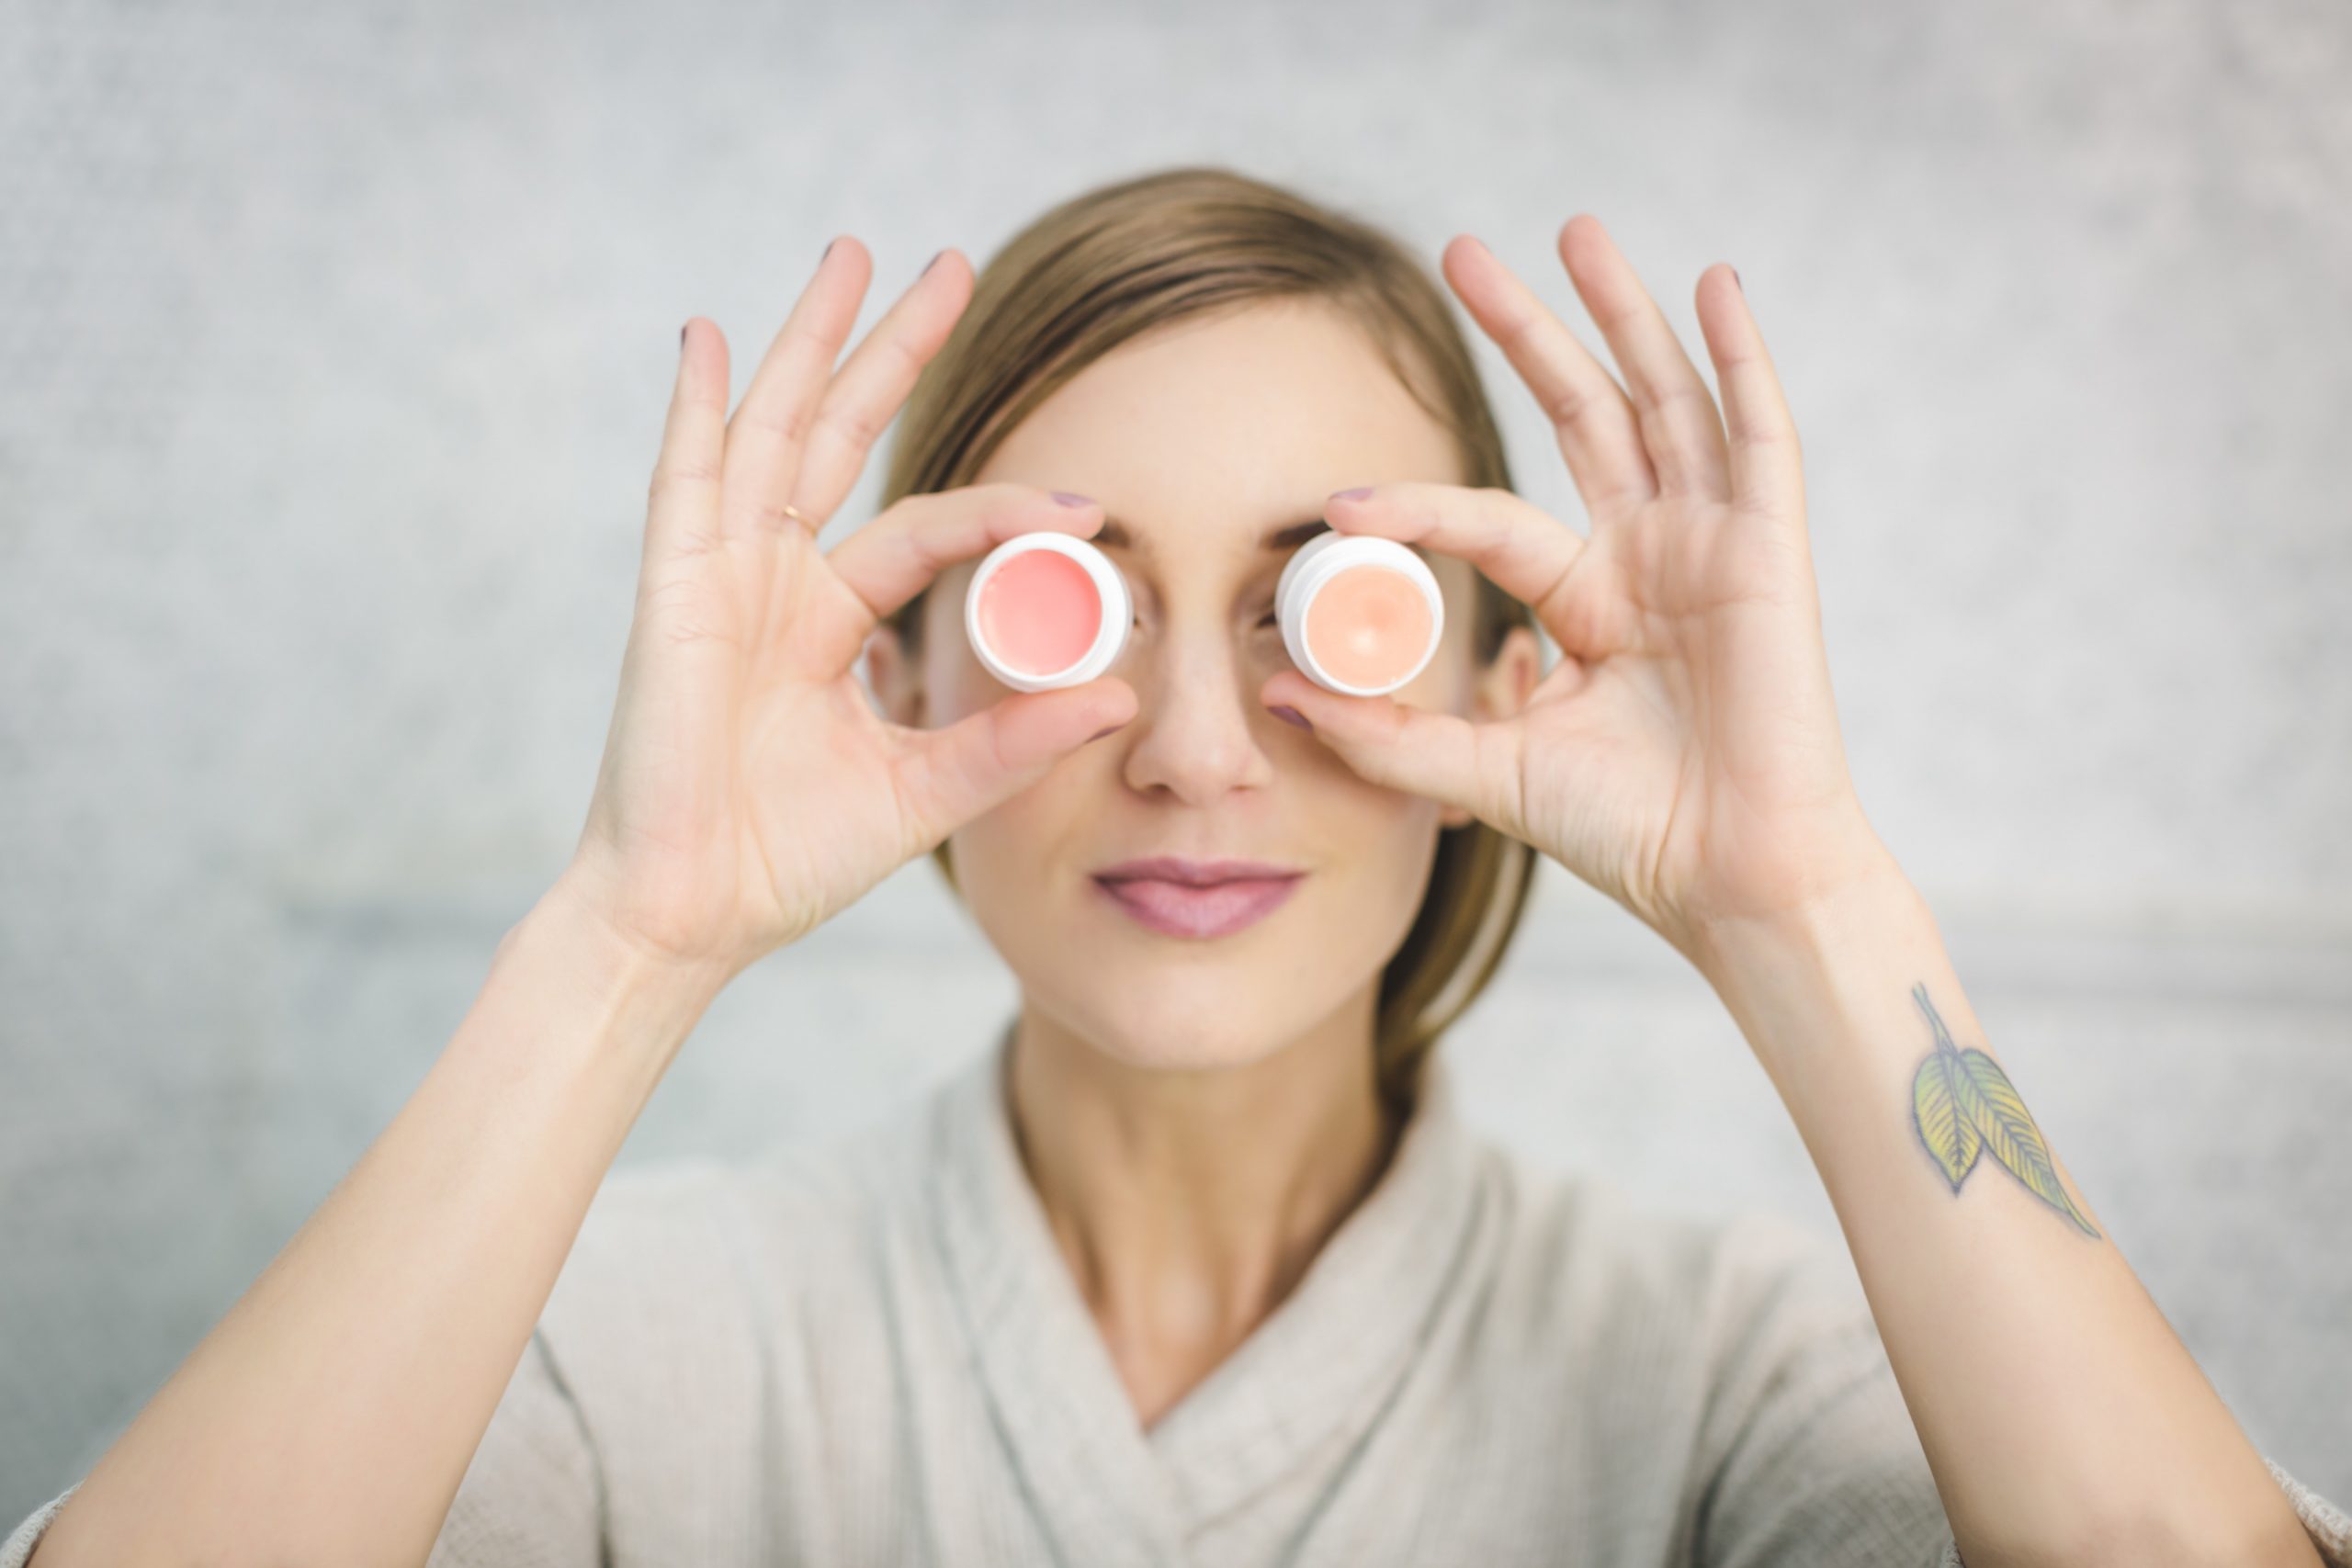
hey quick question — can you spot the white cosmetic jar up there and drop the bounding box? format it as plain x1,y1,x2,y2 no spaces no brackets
1275,530,1445,697
963,532,1133,693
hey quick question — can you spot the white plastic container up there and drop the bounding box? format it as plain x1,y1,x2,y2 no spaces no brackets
963,532,1133,693
1275,530,1444,696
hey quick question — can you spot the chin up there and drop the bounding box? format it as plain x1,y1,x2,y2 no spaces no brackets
1062,977,1306,1076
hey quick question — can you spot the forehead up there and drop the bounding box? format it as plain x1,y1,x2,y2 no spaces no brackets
972,298,1464,560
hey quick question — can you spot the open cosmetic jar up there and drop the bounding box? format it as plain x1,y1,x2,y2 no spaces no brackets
963,532,1132,693
1274,530,1444,697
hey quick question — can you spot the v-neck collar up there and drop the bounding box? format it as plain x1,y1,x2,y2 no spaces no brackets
923,1021,1487,1565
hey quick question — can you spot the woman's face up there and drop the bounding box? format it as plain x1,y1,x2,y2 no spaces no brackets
865,299,1540,1074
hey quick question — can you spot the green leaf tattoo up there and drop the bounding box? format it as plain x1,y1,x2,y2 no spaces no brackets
1906,983,2099,1238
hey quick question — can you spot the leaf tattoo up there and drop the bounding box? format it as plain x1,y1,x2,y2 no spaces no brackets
1906,983,2099,1238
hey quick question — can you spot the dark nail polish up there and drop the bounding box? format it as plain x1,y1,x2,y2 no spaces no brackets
679,323,687,348
1052,491,1094,508
1733,266,1744,292
821,238,838,265
923,249,945,275
1269,705,1312,731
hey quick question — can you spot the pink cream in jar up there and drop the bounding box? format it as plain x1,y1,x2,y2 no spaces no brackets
964,533,1132,692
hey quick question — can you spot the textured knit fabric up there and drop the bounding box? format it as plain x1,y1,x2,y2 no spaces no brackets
7,1028,2346,1567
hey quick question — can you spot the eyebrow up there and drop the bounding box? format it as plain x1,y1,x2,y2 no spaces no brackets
1092,513,1436,578
1091,515,1333,559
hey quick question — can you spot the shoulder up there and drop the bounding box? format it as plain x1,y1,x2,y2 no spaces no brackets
535,1083,947,1392
1485,1147,1920,1488
483,1077,978,1537
1471,1140,1872,1382
1457,1141,1922,1531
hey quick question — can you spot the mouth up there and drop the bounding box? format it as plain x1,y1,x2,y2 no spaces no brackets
1090,856,1307,940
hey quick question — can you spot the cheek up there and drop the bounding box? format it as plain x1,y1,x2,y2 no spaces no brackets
952,767,1068,864
1309,783,1447,916
924,622,1012,720
918,573,995,714
944,750,1106,931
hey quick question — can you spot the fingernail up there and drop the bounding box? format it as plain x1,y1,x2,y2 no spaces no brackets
923,249,945,275
1269,704,1312,731
1329,486,1374,502
1732,266,1744,292
1051,491,1095,508
820,238,838,265
679,322,687,349
1088,723,1125,742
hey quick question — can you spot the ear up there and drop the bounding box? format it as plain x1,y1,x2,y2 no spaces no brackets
862,620,928,729
1437,621,1543,830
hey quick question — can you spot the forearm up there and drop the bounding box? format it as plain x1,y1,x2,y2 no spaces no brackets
1693,862,2320,1568
32,877,724,1567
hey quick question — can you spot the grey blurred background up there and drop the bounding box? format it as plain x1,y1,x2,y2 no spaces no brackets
3,0,2346,1527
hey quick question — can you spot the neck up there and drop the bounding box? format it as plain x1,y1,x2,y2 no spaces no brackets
1004,995,1403,1428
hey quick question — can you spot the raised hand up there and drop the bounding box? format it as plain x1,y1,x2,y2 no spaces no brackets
561,241,1137,984
1258,216,1895,970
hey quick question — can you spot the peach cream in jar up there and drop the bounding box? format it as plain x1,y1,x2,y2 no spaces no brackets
1274,530,1443,697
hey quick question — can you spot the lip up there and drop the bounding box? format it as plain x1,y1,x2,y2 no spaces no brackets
1092,855,1305,885
1091,856,1307,940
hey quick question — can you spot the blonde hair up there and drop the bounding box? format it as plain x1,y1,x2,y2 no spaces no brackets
878,164,1540,1116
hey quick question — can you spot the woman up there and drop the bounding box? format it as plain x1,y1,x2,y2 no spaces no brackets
7,166,2345,1567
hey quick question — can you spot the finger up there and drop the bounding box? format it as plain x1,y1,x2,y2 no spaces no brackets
643,318,732,568
1694,264,1805,525
1440,233,1657,519
793,484,1104,680
889,678,1138,852
1322,481,1598,655
718,236,870,545
1259,669,1525,835
1555,215,1732,500
788,248,974,529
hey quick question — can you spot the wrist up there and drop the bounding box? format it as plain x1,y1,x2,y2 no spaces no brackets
535,862,741,993
1687,843,1926,1016
493,876,730,1082
1690,857,1945,1114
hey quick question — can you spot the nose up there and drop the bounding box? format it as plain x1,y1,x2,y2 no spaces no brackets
1112,619,1282,807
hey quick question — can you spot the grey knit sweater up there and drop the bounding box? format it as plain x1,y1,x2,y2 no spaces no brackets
8,1033,2346,1566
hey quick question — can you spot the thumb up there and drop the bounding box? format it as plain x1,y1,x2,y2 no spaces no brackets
892,677,1137,848
1261,671,1520,829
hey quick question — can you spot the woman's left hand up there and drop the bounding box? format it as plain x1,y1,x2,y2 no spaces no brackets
1259,216,1899,973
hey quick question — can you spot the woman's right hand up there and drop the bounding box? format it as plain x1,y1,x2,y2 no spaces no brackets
558,238,1137,986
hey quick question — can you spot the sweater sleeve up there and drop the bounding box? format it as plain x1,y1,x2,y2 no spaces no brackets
1686,1217,2352,1568
0,1485,76,1568
1928,1456,2352,1567
0,1329,601,1568
424,1325,605,1567
1690,1264,1956,1568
